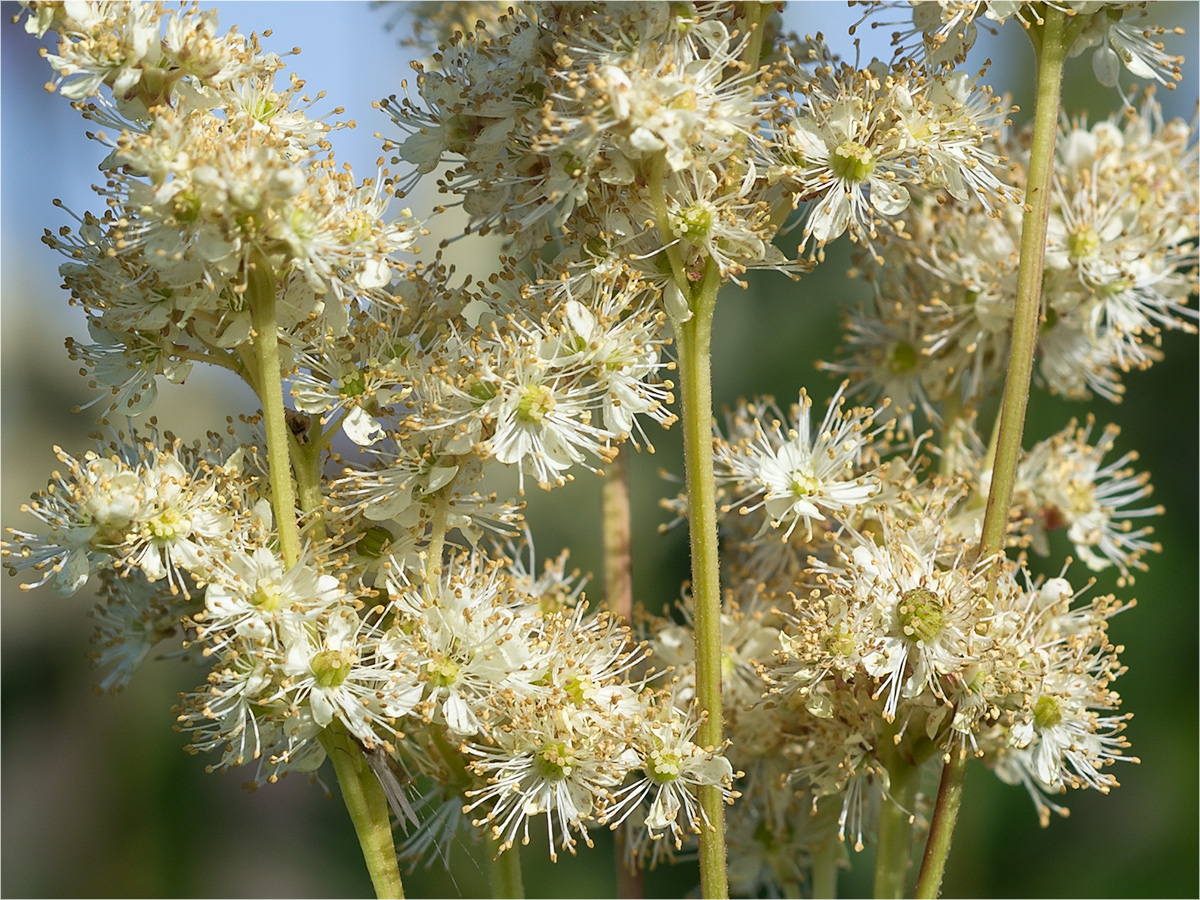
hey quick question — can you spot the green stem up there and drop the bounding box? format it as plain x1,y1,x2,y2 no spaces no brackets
290,414,328,542
807,794,845,898
489,838,526,900
977,7,1068,566
245,250,302,569
917,9,1070,899
648,152,687,282
873,757,920,899
424,484,453,581
738,3,770,74
913,749,969,900
319,724,406,900
675,258,728,900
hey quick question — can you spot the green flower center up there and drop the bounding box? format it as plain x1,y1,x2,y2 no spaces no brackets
563,674,590,706
426,656,460,689
887,340,918,375
147,507,185,541
249,577,284,611
1067,224,1101,260
339,370,366,398
831,140,875,182
898,587,944,643
675,201,715,242
535,741,574,781
246,93,278,123
516,384,555,425
1033,693,1063,730
790,467,820,499
824,623,855,657
172,189,202,223
647,747,683,784
311,648,356,688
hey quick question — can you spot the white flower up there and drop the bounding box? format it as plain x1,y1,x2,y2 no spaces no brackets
714,385,886,542
463,705,627,861
386,554,531,737
604,699,736,848
987,580,1132,826
201,546,341,645
1017,419,1161,584
278,607,422,743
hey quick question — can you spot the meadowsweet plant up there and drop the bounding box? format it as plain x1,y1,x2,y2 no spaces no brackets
4,2,1196,898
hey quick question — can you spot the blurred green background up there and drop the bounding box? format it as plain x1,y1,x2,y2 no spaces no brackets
2,3,1196,897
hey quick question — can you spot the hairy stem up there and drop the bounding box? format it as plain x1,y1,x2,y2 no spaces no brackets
489,839,526,900
319,724,406,900
977,7,1068,566
289,414,328,543
425,482,454,581
675,257,728,899
914,748,969,900
245,250,302,569
873,757,920,899
919,9,1070,898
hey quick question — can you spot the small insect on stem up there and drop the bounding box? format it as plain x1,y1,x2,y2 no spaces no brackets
285,409,312,444
363,743,420,833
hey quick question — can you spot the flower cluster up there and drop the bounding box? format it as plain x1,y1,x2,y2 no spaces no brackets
6,2,1195,897
827,91,1197,424
26,0,417,418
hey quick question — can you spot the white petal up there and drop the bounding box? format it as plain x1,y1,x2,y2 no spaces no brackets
343,406,385,446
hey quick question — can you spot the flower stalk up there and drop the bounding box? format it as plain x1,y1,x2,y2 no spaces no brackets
977,6,1069,567
674,257,728,899
489,842,526,900
918,8,1071,897
245,250,303,569
873,758,920,899
319,724,406,900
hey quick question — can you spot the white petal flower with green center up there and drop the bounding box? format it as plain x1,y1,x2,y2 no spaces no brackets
201,546,341,644
463,706,627,861
387,554,531,737
1018,419,1161,584
279,608,421,744
714,385,885,542
604,701,736,849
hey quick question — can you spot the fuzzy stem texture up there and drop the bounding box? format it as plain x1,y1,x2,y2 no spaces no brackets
245,250,302,569
489,841,526,900
675,257,728,899
319,724,406,899
289,415,328,542
424,483,454,581
918,9,1070,898
978,7,1068,565
914,747,969,900
873,754,920,899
